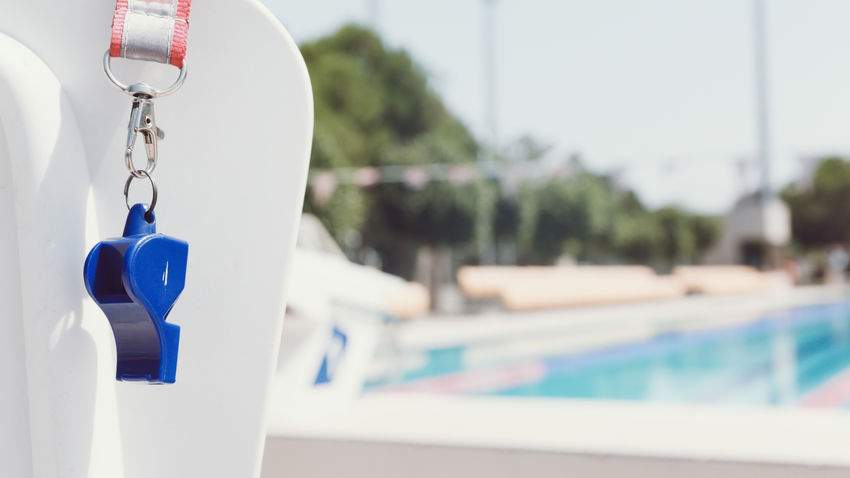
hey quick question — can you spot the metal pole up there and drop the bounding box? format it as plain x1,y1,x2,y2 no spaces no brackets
753,0,772,200
368,0,379,31
483,0,498,147
479,0,498,265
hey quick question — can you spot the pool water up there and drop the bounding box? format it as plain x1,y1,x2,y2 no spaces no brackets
372,301,850,408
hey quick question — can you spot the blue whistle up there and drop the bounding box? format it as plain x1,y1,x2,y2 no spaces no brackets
84,204,188,384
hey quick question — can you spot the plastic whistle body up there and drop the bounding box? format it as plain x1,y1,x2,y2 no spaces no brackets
84,204,187,383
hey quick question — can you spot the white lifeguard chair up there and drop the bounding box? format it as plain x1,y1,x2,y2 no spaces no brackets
0,1,313,476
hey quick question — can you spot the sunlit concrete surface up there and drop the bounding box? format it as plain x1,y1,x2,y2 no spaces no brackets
265,394,850,478
264,439,848,478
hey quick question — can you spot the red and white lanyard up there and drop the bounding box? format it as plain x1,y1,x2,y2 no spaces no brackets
110,0,192,68
105,0,193,216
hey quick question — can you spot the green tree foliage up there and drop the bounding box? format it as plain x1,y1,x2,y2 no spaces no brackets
611,198,660,264
302,25,495,276
690,214,722,260
302,122,367,243
516,166,719,266
531,173,617,263
782,157,850,247
374,127,492,246
653,206,701,268
492,137,551,246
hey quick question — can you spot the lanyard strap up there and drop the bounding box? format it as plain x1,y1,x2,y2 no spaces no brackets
110,0,192,68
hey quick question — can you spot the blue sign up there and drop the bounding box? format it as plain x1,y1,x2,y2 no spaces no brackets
314,326,348,385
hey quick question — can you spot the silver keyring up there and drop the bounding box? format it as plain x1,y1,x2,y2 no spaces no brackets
103,50,188,98
124,170,158,219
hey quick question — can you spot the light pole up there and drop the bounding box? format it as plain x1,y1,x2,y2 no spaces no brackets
753,0,772,200
479,0,499,265
483,0,499,148
368,0,379,31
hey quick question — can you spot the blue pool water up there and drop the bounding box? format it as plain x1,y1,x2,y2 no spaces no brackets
373,301,850,407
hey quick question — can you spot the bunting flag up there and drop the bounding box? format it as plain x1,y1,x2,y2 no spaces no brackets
402,166,430,189
306,160,578,201
353,167,381,187
311,171,339,206
447,164,477,185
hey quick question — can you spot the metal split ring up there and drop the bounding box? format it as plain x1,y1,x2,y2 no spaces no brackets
103,51,188,98
124,170,158,221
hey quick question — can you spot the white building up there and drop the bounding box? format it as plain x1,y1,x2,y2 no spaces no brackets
705,194,791,268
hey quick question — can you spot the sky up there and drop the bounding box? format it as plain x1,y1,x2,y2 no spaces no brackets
263,0,850,214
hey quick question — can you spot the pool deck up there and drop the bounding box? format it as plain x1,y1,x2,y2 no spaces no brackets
264,285,850,478
267,394,850,477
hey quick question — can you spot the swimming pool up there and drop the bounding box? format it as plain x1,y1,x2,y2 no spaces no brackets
370,301,850,408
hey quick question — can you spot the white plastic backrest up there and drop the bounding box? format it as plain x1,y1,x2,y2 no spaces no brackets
0,1,313,477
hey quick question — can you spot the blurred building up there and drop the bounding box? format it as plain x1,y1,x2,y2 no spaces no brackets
704,194,791,269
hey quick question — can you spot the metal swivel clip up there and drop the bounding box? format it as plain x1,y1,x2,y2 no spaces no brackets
103,50,187,181
125,84,165,179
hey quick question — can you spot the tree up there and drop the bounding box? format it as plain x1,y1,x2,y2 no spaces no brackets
654,206,696,268
651,207,720,269
529,172,617,264
782,157,850,248
689,214,721,261
302,122,367,244
522,172,720,267
301,25,495,277
491,137,552,262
